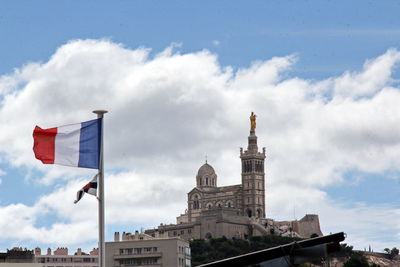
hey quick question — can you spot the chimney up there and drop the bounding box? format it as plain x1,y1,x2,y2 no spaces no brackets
47,248,51,255
54,247,68,255
90,248,99,255
122,232,127,241
114,232,120,242
76,248,82,256
34,247,41,255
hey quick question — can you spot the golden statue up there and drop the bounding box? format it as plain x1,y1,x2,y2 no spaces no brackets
250,112,256,131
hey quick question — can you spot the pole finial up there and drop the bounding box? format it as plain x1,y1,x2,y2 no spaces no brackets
93,110,108,118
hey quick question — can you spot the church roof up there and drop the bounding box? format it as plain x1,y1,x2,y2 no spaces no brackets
197,162,215,177
217,184,241,192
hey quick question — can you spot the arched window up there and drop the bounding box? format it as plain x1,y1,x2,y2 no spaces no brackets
206,177,208,186
257,209,262,218
192,195,200,209
246,209,252,217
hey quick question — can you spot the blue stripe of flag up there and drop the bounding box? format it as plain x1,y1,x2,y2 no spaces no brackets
78,118,101,169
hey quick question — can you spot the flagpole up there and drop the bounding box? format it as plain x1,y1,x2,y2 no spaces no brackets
93,110,107,267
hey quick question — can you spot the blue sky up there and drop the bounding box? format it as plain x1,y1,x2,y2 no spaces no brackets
2,1,400,77
0,0,399,253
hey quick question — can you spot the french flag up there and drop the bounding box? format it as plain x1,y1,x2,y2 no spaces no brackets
33,119,101,169
74,174,98,203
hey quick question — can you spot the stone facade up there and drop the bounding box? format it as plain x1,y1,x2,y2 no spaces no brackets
146,122,323,240
106,232,190,267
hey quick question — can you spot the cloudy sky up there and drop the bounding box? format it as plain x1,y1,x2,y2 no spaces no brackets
0,0,399,253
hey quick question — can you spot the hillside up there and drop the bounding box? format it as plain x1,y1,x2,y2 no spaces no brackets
326,252,400,267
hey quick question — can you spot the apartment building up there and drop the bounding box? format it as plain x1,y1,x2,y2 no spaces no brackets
34,247,98,267
106,231,191,267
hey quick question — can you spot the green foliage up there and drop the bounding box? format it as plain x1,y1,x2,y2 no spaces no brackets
390,247,399,257
190,235,302,266
331,243,354,257
383,247,399,259
343,252,370,267
343,252,381,267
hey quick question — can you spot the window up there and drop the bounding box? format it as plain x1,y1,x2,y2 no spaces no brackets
144,258,155,264
193,195,200,209
124,259,132,265
127,248,132,254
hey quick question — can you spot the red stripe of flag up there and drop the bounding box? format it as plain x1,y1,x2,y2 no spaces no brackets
82,182,92,191
32,126,57,164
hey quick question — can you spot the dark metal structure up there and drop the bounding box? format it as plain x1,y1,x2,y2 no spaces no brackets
198,232,345,267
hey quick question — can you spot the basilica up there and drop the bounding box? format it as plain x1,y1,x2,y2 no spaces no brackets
145,113,322,240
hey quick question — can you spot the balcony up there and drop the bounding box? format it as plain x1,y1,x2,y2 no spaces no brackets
115,264,161,267
113,252,162,260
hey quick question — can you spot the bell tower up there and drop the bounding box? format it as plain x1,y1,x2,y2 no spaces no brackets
240,112,266,218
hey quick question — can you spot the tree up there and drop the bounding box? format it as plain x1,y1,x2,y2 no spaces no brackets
190,235,301,265
343,253,370,267
390,247,399,259
383,247,399,259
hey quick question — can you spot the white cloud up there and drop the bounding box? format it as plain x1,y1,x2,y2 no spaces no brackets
267,183,400,250
0,40,399,249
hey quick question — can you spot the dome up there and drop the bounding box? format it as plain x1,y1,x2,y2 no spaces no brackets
197,163,215,177
196,162,218,188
